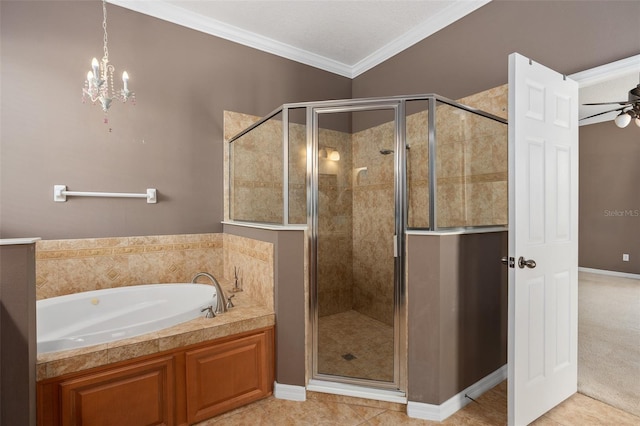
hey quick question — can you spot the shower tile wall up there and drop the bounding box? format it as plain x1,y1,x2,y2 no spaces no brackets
224,111,263,222
351,120,396,326
452,84,508,227
288,118,308,225
225,111,354,319
407,108,430,228
229,114,284,224
317,128,353,317
408,85,508,229
35,233,274,307
435,103,508,228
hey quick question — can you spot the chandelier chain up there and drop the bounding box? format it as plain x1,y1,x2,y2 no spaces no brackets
102,0,109,62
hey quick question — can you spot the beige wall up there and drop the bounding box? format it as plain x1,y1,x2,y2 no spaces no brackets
579,122,640,274
35,233,275,310
0,0,350,240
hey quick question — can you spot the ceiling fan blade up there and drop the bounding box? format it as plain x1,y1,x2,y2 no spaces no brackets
579,107,626,121
582,101,632,106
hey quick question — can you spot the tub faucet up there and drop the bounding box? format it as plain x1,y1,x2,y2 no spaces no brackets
191,272,228,315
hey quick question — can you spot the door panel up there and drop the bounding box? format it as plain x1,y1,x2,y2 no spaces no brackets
312,106,401,388
508,53,578,425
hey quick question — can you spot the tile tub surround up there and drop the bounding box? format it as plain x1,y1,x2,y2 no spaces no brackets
36,285,274,381
36,233,223,300
35,233,274,310
224,233,275,311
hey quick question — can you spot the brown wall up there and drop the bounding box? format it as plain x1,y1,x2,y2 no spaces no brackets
3,1,639,241
579,122,640,274
223,224,306,387
407,232,508,404
0,1,350,240
0,242,37,426
353,0,640,101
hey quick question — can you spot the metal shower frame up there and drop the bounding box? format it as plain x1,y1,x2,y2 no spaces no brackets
228,94,507,393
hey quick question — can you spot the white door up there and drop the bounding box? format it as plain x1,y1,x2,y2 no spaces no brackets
507,53,579,426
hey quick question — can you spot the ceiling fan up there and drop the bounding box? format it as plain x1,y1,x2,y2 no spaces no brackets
581,83,640,128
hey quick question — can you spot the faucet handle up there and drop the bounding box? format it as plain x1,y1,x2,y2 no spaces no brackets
201,306,215,318
226,295,235,309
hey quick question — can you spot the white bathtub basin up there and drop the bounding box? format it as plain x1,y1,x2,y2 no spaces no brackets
37,283,218,354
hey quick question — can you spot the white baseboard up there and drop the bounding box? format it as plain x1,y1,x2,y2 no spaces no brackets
274,382,306,401
579,267,640,280
306,379,407,404
407,364,507,421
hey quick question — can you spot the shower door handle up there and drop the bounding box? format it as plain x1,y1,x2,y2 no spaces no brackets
393,235,398,258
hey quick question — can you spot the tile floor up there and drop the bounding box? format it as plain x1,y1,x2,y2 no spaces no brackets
198,274,640,425
196,380,640,425
317,310,394,382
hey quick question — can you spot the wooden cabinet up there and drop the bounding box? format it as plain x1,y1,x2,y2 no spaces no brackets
37,327,274,426
59,356,174,426
185,331,273,423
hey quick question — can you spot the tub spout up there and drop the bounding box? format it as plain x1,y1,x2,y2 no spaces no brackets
191,272,228,315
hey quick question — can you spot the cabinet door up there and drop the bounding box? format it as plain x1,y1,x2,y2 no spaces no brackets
185,329,273,423
58,355,175,426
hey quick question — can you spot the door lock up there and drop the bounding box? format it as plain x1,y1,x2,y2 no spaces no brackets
501,256,515,268
518,256,536,269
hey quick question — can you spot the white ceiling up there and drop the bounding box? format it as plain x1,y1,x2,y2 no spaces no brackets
108,0,490,78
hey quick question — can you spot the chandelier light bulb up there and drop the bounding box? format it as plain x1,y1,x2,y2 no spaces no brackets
614,112,631,128
91,58,100,77
122,71,129,92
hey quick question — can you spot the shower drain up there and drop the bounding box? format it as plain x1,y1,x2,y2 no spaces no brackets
341,353,357,361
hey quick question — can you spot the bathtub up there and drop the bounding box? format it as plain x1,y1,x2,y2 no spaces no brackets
37,283,218,354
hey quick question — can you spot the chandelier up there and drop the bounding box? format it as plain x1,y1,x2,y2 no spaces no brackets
82,0,134,122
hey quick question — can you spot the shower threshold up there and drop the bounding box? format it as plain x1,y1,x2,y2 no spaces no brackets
307,379,407,404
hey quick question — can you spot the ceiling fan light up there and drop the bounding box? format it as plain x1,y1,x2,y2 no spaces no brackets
614,112,632,128
635,117,640,128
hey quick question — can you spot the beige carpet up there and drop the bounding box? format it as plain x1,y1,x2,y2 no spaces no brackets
578,271,640,417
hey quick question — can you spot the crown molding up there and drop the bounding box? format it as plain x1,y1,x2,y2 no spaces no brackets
108,0,490,79
570,54,640,88
351,0,490,78
571,54,640,126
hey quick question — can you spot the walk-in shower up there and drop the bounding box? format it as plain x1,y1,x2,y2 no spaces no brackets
227,94,507,397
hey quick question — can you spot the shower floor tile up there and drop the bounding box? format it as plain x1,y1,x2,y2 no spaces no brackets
317,310,394,382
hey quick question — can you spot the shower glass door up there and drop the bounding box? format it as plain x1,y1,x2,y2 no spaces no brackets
312,104,403,389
